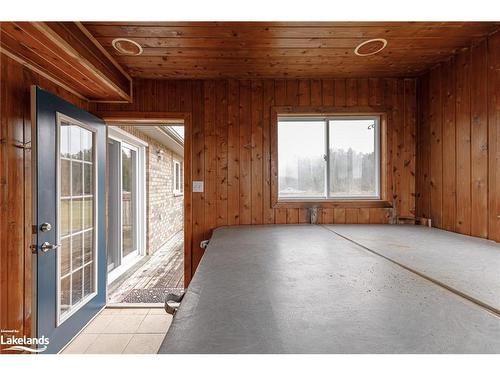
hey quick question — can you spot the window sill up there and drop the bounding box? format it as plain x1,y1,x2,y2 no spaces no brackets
273,200,392,209
173,192,184,197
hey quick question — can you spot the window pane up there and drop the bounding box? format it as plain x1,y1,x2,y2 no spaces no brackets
71,268,83,306
107,139,121,272
328,119,377,197
70,126,82,160
60,237,71,277
180,163,184,192
82,130,93,162
72,198,83,233
60,199,71,236
71,232,83,271
60,124,70,158
278,120,326,198
60,276,71,313
83,198,93,230
83,263,95,297
61,159,71,197
122,147,137,257
83,229,93,264
72,161,83,196
122,148,132,192
83,163,93,195
175,163,180,191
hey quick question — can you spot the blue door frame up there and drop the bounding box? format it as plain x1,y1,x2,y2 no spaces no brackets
34,87,107,354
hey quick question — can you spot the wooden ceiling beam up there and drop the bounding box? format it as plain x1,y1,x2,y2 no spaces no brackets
0,22,132,102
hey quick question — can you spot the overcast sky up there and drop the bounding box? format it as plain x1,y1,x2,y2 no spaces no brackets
278,119,376,166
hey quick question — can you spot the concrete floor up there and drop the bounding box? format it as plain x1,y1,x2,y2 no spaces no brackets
62,308,172,354
160,225,500,354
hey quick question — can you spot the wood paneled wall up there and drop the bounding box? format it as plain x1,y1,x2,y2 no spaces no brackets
95,77,417,272
416,32,500,242
0,53,90,349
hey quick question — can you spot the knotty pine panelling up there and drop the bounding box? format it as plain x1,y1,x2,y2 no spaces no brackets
416,32,500,242
0,53,91,350
95,77,417,271
82,22,499,79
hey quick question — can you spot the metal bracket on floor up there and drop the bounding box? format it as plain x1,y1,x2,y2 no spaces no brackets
165,292,185,316
200,240,210,249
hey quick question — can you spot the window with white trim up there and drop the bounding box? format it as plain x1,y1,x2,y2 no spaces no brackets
173,160,183,195
278,115,380,200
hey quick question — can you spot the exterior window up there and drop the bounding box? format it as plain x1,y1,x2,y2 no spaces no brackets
278,116,380,200
173,160,183,195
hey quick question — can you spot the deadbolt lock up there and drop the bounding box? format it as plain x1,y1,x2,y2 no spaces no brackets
40,222,52,232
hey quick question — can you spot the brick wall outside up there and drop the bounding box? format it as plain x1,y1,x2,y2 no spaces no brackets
118,126,184,255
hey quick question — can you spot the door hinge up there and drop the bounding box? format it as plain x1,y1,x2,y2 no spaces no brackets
1,138,32,150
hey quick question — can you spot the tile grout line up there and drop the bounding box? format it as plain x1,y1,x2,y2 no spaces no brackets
120,333,137,354
320,225,500,318
69,308,170,353
83,311,149,353
84,310,149,354
121,311,169,353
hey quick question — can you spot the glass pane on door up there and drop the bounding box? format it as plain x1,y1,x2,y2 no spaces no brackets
122,146,137,258
107,139,121,272
58,119,96,323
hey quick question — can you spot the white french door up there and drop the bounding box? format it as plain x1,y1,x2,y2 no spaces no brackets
107,128,146,283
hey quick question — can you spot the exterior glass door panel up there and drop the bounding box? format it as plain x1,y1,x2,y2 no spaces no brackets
107,139,121,272
107,135,141,283
121,146,137,259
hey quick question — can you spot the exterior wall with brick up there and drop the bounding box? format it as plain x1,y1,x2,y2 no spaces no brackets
118,126,184,255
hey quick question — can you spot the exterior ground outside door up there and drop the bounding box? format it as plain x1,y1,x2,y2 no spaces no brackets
33,87,107,354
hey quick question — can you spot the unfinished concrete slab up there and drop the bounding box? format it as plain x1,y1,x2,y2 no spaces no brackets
159,225,500,354
325,225,500,313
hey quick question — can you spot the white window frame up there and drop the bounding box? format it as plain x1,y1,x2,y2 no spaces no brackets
56,112,98,326
173,159,183,196
277,115,381,201
107,127,147,284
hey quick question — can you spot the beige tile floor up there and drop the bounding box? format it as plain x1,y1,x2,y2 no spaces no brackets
62,307,172,354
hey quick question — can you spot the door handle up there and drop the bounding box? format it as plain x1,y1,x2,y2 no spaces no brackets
40,242,61,253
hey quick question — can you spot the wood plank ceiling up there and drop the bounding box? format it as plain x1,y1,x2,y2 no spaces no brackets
82,22,500,79
0,22,132,101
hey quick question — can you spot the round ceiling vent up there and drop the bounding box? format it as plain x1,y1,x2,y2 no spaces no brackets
354,38,388,56
112,38,143,56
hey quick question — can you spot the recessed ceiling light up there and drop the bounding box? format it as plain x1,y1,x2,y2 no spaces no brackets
112,38,143,56
354,38,388,56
